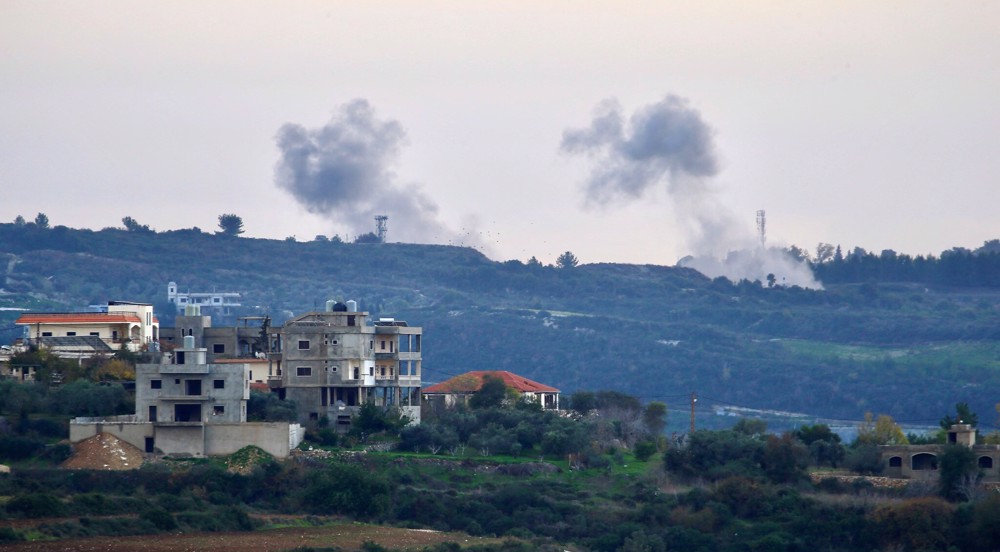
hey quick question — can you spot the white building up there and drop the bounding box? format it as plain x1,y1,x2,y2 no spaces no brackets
167,281,241,313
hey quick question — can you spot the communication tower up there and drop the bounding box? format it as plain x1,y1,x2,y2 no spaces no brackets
374,215,388,243
755,210,766,247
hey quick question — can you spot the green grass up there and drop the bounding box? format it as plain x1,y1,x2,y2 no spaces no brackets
781,339,1000,370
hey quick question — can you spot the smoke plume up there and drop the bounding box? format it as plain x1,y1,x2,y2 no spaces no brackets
274,99,458,244
562,95,820,288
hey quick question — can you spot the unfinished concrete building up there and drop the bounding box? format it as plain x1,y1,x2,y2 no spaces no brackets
269,300,422,428
70,335,303,458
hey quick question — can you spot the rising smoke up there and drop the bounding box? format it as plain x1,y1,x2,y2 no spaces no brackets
561,95,820,288
274,99,460,244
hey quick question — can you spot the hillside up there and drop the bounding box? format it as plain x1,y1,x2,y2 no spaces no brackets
1,223,998,427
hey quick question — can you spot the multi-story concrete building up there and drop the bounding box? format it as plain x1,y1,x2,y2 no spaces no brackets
70,335,303,458
136,336,249,426
160,306,271,366
270,300,422,428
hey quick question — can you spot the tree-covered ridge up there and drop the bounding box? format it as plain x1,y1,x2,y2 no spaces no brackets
0,222,997,424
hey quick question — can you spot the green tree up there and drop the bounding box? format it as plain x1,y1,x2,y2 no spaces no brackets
940,402,978,429
556,251,579,269
354,232,380,244
855,412,908,446
217,213,245,236
938,444,979,501
122,216,152,233
33,212,49,228
642,401,667,436
470,375,508,409
13,215,25,226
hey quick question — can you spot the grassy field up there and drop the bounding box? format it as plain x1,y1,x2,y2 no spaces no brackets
780,339,1000,370
2,519,506,552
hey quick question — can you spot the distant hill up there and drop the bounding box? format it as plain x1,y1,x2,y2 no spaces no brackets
1,223,998,428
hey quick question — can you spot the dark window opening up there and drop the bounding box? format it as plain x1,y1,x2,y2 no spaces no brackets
979,456,994,469
912,453,938,471
297,366,312,377
174,404,201,422
145,437,154,453
151,379,162,389
213,344,225,354
66,332,76,336
298,340,310,350
185,379,202,396
889,456,902,468
213,379,224,389
213,405,225,416
41,332,52,337
347,315,356,326
148,405,157,421
176,351,186,364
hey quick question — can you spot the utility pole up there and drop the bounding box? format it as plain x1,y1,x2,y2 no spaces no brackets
690,392,698,433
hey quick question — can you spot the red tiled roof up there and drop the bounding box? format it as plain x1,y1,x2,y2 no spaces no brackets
15,313,142,325
423,370,559,394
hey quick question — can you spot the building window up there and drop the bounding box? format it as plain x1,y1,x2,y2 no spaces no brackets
296,366,312,377
298,340,310,350
41,332,52,337
213,379,225,389
89,332,100,337
66,332,76,336
331,365,338,372
369,340,374,350
380,340,386,351
151,379,162,389
213,405,225,415
213,344,225,354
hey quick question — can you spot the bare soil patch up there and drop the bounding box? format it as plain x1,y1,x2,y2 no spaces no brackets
61,433,144,471
3,522,500,551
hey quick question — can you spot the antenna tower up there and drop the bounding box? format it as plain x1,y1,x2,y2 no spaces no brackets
755,210,766,247
374,215,388,243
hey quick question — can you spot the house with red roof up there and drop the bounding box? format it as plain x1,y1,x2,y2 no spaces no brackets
422,370,560,410
15,301,159,355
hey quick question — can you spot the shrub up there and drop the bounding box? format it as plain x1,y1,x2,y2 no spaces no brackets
6,492,65,518
634,441,657,462
139,507,178,531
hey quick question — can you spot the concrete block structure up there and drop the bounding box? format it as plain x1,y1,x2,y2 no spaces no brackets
880,424,1000,481
160,307,272,367
269,301,422,428
70,335,303,458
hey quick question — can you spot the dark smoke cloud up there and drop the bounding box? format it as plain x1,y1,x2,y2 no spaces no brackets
274,99,456,243
563,95,820,288
560,96,718,203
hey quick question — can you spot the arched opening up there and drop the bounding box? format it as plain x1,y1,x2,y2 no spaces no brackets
979,456,994,469
889,456,902,468
912,452,938,471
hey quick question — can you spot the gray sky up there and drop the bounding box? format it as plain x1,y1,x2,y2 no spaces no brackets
2,1,997,266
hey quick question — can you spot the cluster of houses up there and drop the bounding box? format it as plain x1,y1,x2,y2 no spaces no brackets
4,297,560,459
7,292,995,487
